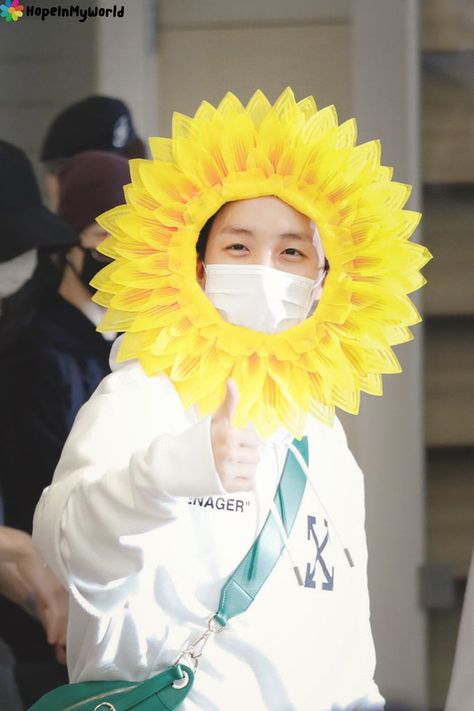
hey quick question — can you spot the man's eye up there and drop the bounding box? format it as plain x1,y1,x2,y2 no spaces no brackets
226,243,248,252
282,248,304,257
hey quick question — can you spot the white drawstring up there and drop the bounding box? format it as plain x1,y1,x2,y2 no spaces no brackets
254,435,355,589
287,440,355,568
268,497,304,586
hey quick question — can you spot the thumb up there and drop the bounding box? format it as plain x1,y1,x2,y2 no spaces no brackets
216,379,239,423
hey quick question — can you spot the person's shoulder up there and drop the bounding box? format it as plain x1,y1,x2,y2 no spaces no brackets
97,339,178,406
306,412,362,476
306,412,349,447
98,358,173,398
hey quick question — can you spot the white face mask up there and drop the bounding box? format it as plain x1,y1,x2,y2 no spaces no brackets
204,264,325,333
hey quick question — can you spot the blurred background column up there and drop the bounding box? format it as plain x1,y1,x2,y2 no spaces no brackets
96,0,159,145
420,1,474,709
350,1,427,709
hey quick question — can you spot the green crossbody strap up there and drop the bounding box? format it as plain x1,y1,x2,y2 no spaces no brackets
174,436,308,671
214,436,308,626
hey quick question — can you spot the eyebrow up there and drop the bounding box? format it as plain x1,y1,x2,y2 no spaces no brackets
280,231,313,241
219,226,313,241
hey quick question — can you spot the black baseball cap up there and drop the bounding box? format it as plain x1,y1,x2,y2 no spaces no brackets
40,95,147,166
0,140,78,263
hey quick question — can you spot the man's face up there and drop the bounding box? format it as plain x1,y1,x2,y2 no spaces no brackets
197,196,322,287
45,173,60,212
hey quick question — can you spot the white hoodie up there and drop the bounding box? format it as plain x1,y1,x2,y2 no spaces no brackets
33,349,385,711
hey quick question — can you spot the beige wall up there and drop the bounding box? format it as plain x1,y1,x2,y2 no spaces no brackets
156,23,352,134
96,0,159,147
157,0,351,26
351,0,426,706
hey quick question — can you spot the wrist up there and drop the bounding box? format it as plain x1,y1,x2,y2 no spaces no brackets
0,526,32,564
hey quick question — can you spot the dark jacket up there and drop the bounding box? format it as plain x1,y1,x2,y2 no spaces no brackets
0,291,112,533
0,292,112,669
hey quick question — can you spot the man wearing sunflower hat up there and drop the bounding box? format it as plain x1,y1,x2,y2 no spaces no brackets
32,89,431,710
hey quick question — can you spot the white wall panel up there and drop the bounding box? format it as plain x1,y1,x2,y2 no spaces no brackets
158,0,351,27
351,1,427,707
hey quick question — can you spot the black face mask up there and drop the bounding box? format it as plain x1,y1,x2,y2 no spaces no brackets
81,248,106,292
69,247,111,293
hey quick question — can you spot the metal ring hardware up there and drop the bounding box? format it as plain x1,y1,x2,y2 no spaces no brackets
173,612,226,673
171,670,190,690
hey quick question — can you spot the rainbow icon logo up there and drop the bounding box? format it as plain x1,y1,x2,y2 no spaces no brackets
0,0,24,22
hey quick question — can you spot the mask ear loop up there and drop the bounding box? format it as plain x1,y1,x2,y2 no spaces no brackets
311,222,325,269
307,222,327,313
306,269,326,317
313,268,327,291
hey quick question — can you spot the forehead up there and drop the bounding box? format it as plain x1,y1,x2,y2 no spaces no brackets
210,196,313,235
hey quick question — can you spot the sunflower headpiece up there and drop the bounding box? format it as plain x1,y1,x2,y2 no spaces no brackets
92,88,432,438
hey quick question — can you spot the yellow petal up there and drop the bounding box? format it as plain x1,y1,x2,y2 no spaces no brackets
172,112,198,140
130,302,181,331
220,115,257,173
246,90,272,127
194,100,218,122
140,161,199,205
359,372,383,396
273,87,297,120
296,95,318,119
217,92,244,117
349,140,381,176
171,352,202,381
110,287,154,311
303,106,338,144
97,308,136,332
336,118,357,148
149,137,174,162
119,331,158,360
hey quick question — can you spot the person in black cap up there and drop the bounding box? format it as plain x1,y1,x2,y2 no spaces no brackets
40,95,146,210
0,140,78,353
0,149,131,707
0,148,131,534
0,140,75,709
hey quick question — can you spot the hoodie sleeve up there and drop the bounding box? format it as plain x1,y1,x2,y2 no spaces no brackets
32,362,226,617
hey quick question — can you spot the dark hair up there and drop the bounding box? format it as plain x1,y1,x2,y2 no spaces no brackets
196,211,218,261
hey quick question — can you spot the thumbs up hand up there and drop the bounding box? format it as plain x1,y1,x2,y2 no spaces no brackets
210,380,261,492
